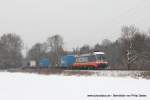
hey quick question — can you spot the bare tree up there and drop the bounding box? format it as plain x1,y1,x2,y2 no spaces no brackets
120,25,150,70
132,33,150,69
27,43,49,66
120,25,139,69
94,43,102,51
101,39,112,47
0,33,23,69
80,44,90,54
47,34,64,66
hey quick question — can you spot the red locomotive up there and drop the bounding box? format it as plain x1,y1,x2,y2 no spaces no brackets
72,52,108,69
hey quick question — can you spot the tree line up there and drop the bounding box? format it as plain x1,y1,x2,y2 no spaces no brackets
0,25,150,70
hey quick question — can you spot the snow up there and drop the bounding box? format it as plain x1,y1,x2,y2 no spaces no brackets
0,72,150,100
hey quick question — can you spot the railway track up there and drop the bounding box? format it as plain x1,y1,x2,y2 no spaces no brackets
6,67,150,79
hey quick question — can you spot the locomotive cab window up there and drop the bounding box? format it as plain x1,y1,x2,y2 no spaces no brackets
96,54,107,61
88,55,96,62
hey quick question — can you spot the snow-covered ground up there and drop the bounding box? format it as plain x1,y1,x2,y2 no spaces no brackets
0,72,150,100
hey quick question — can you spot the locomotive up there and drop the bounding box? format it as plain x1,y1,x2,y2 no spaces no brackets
61,51,108,70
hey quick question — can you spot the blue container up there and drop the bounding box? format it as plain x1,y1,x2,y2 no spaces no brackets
39,58,51,67
61,55,76,67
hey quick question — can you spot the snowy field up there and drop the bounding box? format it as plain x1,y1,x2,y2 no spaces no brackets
0,72,150,100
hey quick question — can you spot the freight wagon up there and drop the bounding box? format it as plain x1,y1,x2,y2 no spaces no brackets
39,58,51,68
60,55,76,68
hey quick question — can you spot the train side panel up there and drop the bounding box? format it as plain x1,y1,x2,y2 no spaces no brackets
60,55,76,68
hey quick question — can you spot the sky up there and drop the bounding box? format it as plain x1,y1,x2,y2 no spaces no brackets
0,0,150,51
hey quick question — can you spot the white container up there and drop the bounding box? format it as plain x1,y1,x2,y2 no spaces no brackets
30,60,36,67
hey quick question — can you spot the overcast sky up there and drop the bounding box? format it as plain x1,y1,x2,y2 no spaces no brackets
0,0,150,51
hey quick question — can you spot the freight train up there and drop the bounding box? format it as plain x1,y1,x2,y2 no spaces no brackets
28,51,108,70
61,52,108,69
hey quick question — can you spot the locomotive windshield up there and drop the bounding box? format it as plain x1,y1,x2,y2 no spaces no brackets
77,55,97,63
96,54,107,61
